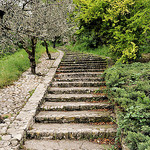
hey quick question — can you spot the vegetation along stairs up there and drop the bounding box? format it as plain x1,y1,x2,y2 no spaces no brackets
23,50,118,150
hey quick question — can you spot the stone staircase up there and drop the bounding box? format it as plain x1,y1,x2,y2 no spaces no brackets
23,51,117,150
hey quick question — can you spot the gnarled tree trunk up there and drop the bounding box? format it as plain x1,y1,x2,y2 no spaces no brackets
44,40,51,59
21,38,37,74
29,36,37,74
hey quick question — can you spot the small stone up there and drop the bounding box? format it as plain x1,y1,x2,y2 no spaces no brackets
10,139,18,147
14,134,22,141
2,135,11,141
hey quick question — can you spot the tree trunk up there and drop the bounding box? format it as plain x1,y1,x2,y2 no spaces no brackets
29,37,37,74
53,37,56,48
21,37,37,74
44,40,51,59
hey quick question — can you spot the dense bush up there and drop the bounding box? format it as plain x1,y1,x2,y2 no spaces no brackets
103,62,150,149
72,0,150,63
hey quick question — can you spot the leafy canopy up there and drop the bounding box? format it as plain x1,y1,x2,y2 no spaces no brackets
72,0,150,62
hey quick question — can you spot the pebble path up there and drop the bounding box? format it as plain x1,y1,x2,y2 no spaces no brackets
0,52,59,135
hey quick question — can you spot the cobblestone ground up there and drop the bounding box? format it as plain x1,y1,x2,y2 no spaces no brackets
0,52,59,134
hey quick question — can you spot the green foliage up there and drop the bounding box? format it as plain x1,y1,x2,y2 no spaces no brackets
72,0,150,63
103,62,150,149
125,132,150,150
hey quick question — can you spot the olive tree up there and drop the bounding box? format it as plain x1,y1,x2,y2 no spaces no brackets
0,0,72,73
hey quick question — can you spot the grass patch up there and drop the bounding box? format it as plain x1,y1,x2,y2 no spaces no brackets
0,41,57,88
65,43,110,58
103,62,150,150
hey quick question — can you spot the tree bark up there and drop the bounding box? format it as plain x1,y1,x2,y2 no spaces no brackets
29,37,37,74
53,37,56,48
44,40,51,59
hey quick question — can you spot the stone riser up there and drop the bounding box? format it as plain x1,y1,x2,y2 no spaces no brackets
62,58,106,62
56,69,105,73
59,63,107,66
51,82,106,87
53,78,105,82
55,73,103,78
60,63,107,67
53,76,104,81
62,55,105,58
47,89,105,94
35,116,113,124
45,97,107,102
27,131,116,140
58,66,106,70
40,104,113,111
60,61,106,64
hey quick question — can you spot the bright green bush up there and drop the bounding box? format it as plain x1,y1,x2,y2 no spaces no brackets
72,0,150,62
103,62,150,149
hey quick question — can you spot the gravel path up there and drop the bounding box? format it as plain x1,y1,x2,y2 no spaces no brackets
0,52,59,134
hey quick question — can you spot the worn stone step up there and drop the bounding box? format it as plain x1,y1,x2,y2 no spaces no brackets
24,139,112,150
62,55,104,58
35,111,114,123
56,69,105,73
62,58,106,62
47,87,106,94
55,72,103,78
41,102,112,111
59,63,85,66
59,63,107,68
27,123,117,140
60,62,107,66
62,56,105,59
45,94,107,102
51,81,106,87
53,77,105,82
61,60,107,63
58,66,106,70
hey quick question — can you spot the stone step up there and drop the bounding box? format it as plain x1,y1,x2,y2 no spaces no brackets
27,123,117,140
62,58,106,62
55,72,103,78
56,69,105,73
51,81,106,87
58,66,106,70
62,55,104,58
24,140,112,150
53,77,105,82
59,63,86,66
47,87,106,94
35,111,114,123
63,53,90,55
59,63,107,67
61,60,106,65
40,102,113,111
60,62,107,66
45,94,107,102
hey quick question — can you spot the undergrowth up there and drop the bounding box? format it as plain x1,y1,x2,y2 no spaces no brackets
0,42,56,88
103,62,150,150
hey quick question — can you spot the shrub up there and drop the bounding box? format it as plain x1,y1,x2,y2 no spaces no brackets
103,62,150,149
